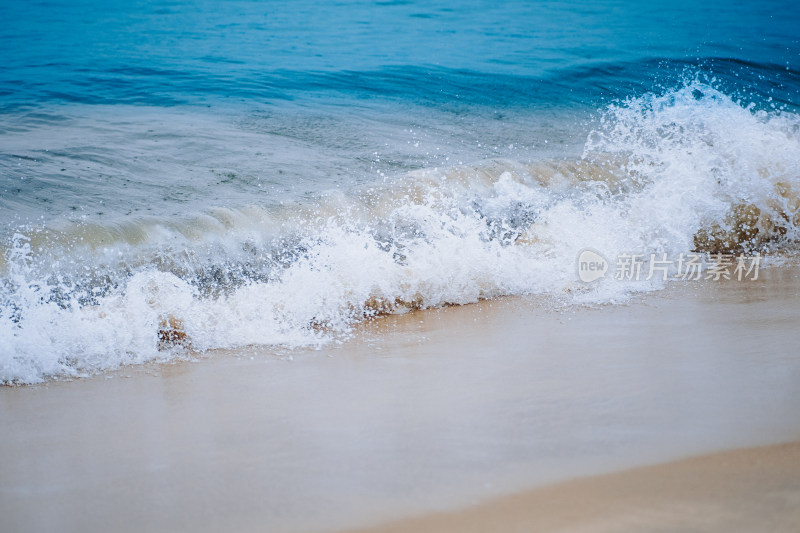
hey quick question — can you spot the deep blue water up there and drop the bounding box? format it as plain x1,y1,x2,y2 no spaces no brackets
2,0,799,110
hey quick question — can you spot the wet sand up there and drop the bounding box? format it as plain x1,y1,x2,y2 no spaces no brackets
354,442,800,533
2,267,800,532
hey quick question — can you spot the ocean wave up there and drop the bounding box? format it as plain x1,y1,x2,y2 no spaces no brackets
2,81,799,384
3,57,799,111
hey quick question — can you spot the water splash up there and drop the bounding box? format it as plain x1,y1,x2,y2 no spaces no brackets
2,82,799,384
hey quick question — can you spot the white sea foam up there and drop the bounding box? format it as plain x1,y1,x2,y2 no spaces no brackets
2,82,799,383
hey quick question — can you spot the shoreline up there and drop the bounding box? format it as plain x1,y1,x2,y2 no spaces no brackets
350,441,800,533
2,267,800,532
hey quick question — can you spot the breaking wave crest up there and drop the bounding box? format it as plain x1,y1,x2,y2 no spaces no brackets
2,82,799,383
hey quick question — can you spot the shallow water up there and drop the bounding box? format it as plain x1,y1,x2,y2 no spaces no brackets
2,0,800,383
2,273,800,533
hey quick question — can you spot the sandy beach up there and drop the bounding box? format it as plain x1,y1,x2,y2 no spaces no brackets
2,266,800,533
3,2,800,532
354,442,800,533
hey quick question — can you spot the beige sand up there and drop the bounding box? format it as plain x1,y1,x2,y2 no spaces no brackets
1,266,799,532
353,442,800,533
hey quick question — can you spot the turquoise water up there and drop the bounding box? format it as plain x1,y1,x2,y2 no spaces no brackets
2,0,799,223
1,1,800,383
2,0,799,107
